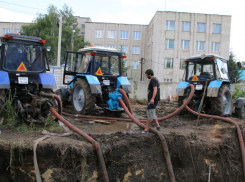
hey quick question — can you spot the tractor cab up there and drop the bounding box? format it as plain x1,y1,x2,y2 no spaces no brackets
61,46,131,114
185,54,229,83
0,34,50,85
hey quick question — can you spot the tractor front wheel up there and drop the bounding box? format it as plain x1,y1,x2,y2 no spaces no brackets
211,85,232,116
72,79,96,114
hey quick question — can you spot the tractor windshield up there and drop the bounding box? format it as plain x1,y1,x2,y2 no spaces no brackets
67,52,120,76
94,54,120,76
187,59,214,81
3,42,44,72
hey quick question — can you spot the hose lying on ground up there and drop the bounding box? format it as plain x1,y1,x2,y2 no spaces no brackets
49,107,109,182
185,105,245,182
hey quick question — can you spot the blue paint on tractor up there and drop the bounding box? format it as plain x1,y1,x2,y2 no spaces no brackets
177,82,189,89
107,89,122,110
76,74,100,84
0,70,10,89
207,80,223,88
38,73,56,89
117,76,130,88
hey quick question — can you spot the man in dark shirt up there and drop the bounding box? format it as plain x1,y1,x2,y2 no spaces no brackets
141,69,161,133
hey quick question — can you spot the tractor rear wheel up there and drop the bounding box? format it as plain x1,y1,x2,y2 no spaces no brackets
211,85,232,116
72,79,96,114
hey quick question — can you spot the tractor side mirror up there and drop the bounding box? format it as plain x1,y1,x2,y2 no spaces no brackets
237,62,242,69
46,46,51,52
221,67,227,74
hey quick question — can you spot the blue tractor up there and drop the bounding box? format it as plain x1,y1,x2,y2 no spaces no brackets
177,54,244,118
56,47,131,114
0,34,57,122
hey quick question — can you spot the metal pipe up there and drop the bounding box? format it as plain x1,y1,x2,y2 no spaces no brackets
185,105,245,182
49,107,109,182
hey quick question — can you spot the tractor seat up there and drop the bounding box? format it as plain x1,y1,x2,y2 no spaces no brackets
200,72,213,79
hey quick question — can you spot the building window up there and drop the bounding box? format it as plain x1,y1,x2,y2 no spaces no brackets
81,32,85,36
15,29,21,33
196,41,205,51
132,61,139,69
165,39,174,49
213,24,221,34
132,46,140,54
197,23,206,33
164,58,174,68
182,21,191,32
94,44,103,47
3,28,10,34
107,45,115,48
166,20,175,30
181,40,190,50
108,30,116,39
95,30,103,38
180,59,186,69
81,24,85,28
120,45,128,54
133,31,141,40
211,42,220,52
120,31,128,39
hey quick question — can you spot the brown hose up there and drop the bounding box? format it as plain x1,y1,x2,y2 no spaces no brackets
49,107,109,182
119,98,176,182
40,91,62,121
185,105,245,182
118,88,133,114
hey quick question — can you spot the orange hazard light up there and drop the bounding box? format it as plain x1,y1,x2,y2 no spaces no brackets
17,62,27,71
95,67,103,75
192,74,199,81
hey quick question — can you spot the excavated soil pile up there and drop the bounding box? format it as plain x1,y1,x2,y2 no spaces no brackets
0,100,245,182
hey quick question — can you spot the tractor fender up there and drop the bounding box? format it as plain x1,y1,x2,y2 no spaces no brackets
234,98,245,109
0,70,10,89
38,73,57,89
117,76,131,93
206,80,223,97
76,74,102,94
176,82,189,96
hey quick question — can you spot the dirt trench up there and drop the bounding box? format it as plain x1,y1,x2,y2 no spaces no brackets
0,100,245,182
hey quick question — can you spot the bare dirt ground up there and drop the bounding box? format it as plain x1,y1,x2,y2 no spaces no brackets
1,99,245,182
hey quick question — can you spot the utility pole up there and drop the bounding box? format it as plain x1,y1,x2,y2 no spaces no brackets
57,13,62,67
70,23,76,68
140,58,144,81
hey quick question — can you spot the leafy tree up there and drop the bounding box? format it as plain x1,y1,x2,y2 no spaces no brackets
229,51,242,83
21,4,90,65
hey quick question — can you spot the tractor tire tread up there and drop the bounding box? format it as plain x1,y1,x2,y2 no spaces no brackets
73,79,96,114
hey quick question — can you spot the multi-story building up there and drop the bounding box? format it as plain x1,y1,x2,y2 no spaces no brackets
84,11,231,82
0,22,29,35
1,11,231,83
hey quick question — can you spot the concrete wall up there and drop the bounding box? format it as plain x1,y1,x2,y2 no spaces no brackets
129,80,179,100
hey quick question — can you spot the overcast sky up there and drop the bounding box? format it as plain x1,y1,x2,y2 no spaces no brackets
1,0,245,61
